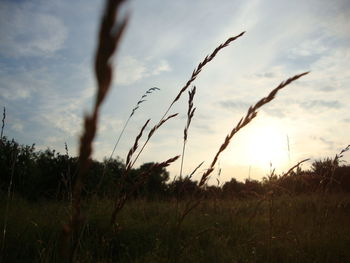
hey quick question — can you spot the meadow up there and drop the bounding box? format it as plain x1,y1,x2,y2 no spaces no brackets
1,193,350,263
1,0,350,262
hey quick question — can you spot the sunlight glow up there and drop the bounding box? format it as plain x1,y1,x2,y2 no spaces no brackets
243,120,290,172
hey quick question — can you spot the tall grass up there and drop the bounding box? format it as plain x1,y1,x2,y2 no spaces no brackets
1,107,18,263
2,194,350,263
58,0,311,260
61,0,128,261
0,0,319,262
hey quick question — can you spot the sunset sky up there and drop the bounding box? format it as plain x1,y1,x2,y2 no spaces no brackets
1,0,349,184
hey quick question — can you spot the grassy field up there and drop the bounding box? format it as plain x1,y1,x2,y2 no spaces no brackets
1,193,350,263
1,1,349,263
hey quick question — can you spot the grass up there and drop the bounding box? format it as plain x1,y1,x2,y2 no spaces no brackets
2,0,347,262
1,193,350,262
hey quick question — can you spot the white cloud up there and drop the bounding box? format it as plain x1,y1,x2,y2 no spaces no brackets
116,56,171,85
0,1,68,57
116,56,147,85
0,68,50,100
40,107,83,137
289,39,329,58
11,122,24,132
152,60,171,75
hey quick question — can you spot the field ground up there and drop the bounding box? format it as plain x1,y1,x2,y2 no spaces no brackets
1,193,350,263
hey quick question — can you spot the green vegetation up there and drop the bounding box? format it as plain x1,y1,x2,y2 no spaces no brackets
1,136,350,262
1,136,350,202
1,193,350,263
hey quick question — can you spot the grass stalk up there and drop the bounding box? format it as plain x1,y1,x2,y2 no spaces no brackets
109,87,160,160
0,107,5,140
60,0,128,261
179,86,196,178
111,155,180,225
130,32,245,168
198,72,310,187
0,144,17,263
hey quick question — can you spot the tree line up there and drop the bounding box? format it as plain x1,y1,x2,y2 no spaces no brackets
1,136,350,202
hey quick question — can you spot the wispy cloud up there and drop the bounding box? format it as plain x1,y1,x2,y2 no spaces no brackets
0,68,50,100
10,122,24,133
318,85,338,92
0,1,67,58
288,38,329,58
310,136,335,151
299,100,342,110
116,56,171,86
218,100,251,111
255,72,276,79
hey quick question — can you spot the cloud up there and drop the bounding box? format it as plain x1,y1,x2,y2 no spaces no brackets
318,85,337,92
193,123,215,135
39,107,83,137
262,106,287,118
299,100,342,110
310,136,335,150
218,100,251,110
11,122,24,132
0,68,49,100
116,56,147,85
255,72,276,79
152,60,171,75
0,1,67,57
288,38,328,58
116,56,171,86
319,137,334,147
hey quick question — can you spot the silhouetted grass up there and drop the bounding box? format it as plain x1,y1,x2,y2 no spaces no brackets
5,0,349,263
1,193,350,263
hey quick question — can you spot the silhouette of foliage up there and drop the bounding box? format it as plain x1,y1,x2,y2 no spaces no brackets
1,136,350,202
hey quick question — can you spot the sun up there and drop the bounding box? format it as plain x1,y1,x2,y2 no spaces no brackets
243,120,290,171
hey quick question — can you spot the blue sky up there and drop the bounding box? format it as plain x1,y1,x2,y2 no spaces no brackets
1,0,349,183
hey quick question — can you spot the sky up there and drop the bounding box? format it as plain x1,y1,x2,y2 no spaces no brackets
1,0,349,184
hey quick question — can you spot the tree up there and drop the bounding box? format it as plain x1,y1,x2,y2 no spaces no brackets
222,178,244,198
136,162,170,199
168,176,199,199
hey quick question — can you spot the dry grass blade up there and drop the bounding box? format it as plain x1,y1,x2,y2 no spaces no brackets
168,32,245,114
335,144,350,162
180,86,196,177
264,159,310,196
130,113,179,168
198,72,310,187
130,87,160,118
155,155,181,169
1,140,19,262
322,144,350,191
1,107,5,140
175,161,204,200
126,119,150,170
148,113,179,139
109,87,160,159
184,86,196,142
188,161,204,180
111,155,180,224
73,0,127,216
92,88,160,207
280,158,310,179
94,1,128,107
0,108,12,263
128,33,244,173
61,0,128,262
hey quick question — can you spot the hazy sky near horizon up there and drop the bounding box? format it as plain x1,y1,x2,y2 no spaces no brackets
1,0,349,184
